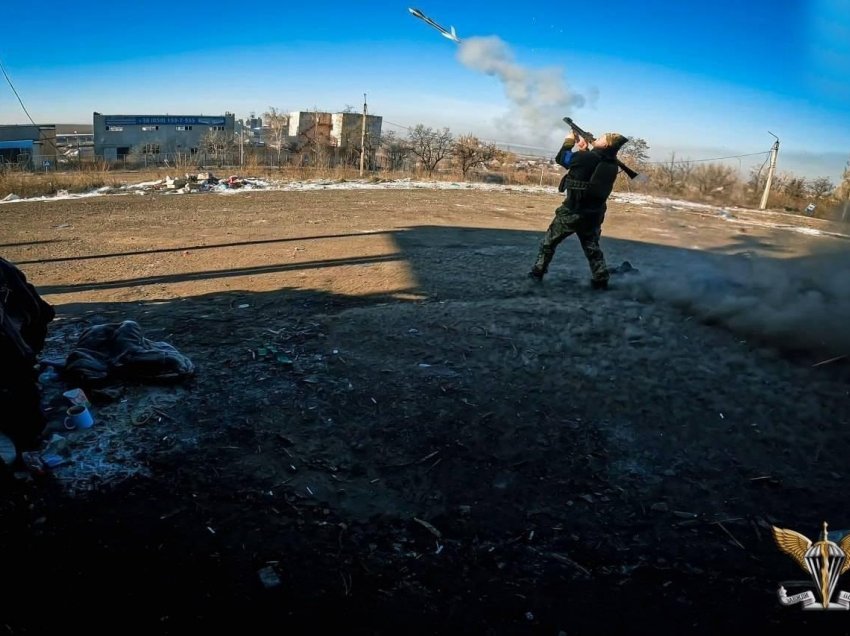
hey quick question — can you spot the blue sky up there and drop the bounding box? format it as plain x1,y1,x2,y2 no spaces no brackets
2,0,848,179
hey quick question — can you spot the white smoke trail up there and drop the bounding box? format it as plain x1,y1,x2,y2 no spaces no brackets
457,36,591,148
622,248,850,356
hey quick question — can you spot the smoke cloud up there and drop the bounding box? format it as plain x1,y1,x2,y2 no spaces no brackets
457,36,589,148
624,249,850,356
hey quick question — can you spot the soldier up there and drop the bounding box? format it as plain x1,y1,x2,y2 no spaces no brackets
529,129,629,289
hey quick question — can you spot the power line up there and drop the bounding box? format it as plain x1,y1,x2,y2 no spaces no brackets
0,55,38,126
0,54,62,158
383,120,412,131
384,119,551,156
645,151,770,165
386,119,773,165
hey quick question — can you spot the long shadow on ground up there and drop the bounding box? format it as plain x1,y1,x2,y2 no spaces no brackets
2,225,849,635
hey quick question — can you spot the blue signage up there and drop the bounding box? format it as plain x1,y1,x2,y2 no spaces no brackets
104,116,228,127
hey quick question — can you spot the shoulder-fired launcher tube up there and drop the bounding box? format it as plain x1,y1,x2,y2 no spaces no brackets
563,117,639,180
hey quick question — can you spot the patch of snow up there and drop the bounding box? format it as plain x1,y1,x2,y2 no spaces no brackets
0,190,133,204
790,227,823,236
125,179,164,189
3,178,848,242
611,192,850,240
610,192,739,213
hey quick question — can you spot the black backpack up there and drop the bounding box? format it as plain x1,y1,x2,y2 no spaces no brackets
586,156,620,201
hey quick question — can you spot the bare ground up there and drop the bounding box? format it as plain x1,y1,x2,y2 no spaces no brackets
1,188,850,634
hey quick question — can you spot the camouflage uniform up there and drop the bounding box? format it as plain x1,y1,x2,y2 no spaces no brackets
531,132,628,288
532,204,609,284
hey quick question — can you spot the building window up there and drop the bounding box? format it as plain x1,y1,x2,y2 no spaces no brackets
190,147,198,155
209,126,225,131
176,125,193,131
142,125,159,132
106,126,123,132
141,144,160,155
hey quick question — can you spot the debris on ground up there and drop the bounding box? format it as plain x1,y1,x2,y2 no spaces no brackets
64,320,195,385
62,388,91,408
609,260,639,275
2,187,849,633
0,431,17,466
257,566,282,589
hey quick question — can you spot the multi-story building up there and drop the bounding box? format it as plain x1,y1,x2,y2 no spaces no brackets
285,110,383,152
93,112,236,160
330,113,383,149
288,111,334,147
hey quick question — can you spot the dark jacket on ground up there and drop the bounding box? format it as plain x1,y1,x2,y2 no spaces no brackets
555,145,620,214
0,258,55,447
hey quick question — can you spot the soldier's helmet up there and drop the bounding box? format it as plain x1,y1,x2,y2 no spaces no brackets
602,133,629,153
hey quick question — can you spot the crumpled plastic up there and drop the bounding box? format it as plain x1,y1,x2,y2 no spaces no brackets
65,321,195,384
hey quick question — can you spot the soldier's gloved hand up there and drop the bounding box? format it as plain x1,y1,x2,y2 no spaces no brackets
563,133,576,149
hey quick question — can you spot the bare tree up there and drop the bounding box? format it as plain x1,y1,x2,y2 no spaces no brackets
691,163,738,195
781,174,807,199
748,163,767,196
452,134,498,177
653,153,692,193
619,137,650,166
807,176,834,200
408,125,453,176
263,107,290,166
297,108,332,168
836,158,850,200
380,131,410,171
337,117,377,169
201,130,236,166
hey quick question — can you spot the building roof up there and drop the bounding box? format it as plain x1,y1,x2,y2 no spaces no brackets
0,140,34,149
55,124,93,134
0,124,55,130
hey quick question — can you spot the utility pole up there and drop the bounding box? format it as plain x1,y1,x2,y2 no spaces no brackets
359,93,367,177
759,132,780,210
239,120,244,168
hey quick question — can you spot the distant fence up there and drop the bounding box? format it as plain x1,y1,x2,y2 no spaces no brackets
0,147,418,173
0,147,568,189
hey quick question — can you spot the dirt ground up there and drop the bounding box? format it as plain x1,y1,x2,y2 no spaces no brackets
2,187,850,634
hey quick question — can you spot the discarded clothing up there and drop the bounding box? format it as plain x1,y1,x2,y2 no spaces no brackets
0,257,55,363
0,258,55,447
65,321,194,384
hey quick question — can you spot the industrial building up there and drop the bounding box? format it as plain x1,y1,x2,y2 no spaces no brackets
0,124,58,168
55,123,93,143
93,112,236,160
87,109,382,163
55,124,94,159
